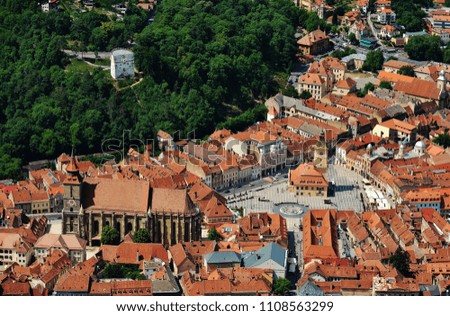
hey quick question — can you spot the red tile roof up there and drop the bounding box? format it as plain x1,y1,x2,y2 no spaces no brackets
82,178,150,213
298,29,329,47
100,242,169,264
303,209,339,262
1,281,30,296
394,78,441,100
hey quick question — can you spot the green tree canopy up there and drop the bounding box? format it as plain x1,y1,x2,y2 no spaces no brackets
282,84,299,98
362,51,385,73
133,228,151,243
0,0,306,181
273,277,292,295
207,227,222,241
348,33,359,46
363,82,376,94
357,82,376,97
405,35,443,62
101,225,120,245
388,247,412,277
304,12,326,32
433,133,450,148
398,66,415,77
299,90,312,100
331,47,356,59
392,0,429,32
102,263,145,280
379,81,393,90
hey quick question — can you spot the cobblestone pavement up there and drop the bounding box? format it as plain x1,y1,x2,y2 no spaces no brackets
224,163,366,215
223,163,369,273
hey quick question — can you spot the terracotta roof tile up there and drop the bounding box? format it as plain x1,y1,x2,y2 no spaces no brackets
82,178,150,213
289,163,327,188
151,188,194,215
100,242,169,264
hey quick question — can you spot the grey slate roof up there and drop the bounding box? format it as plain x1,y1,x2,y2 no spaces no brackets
242,242,286,268
299,122,323,137
269,94,340,121
341,53,367,64
297,280,324,296
204,251,241,264
419,285,441,296
384,105,407,117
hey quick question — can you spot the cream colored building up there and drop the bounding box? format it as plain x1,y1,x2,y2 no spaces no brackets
372,119,416,143
0,233,33,267
297,0,314,10
298,73,327,100
333,78,357,96
382,60,415,74
34,234,87,263
288,163,328,197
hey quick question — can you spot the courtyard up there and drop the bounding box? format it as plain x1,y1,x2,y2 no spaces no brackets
223,163,367,216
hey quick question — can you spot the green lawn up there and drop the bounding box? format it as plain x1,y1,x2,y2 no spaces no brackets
84,57,110,66
65,59,94,73
94,58,110,66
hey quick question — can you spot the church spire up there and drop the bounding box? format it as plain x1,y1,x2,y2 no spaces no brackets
66,151,79,174
438,69,448,108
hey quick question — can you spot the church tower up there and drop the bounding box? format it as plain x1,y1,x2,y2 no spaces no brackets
62,153,84,237
437,69,448,108
366,143,373,156
313,131,328,169
398,143,404,159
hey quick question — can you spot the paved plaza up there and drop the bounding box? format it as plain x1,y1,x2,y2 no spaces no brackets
223,163,366,216
222,162,369,272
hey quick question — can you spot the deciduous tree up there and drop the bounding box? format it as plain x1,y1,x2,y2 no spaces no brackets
133,228,151,243
101,225,120,245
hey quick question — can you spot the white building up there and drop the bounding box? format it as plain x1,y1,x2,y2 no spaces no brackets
0,233,33,267
41,0,59,12
111,49,135,80
377,9,396,24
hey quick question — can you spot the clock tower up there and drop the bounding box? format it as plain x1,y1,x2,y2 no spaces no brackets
62,153,84,236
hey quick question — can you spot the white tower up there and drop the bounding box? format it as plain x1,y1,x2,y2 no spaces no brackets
438,69,447,91
398,143,404,159
438,69,448,108
111,49,135,80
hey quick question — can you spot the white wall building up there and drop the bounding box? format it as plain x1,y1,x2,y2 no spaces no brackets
111,49,135,79
0,233,33,267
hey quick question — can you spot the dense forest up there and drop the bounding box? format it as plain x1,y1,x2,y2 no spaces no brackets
391,0,432,32
404,35,450,64
134,0,303,136
0,0,307,179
